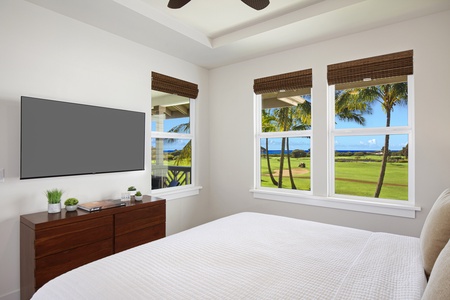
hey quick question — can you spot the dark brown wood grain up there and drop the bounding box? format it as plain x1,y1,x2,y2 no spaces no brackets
115,223,165,253
35,238,113,289
20,196,166,300
115,203,165,236
35,216,113,258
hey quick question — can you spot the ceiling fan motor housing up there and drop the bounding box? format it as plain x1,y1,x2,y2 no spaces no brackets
168,0,191,9
168,0,270,10
242,0,270,10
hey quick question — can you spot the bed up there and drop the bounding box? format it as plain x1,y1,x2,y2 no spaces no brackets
31,190,450,300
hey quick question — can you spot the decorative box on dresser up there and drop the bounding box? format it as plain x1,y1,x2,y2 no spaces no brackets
20,196,166,300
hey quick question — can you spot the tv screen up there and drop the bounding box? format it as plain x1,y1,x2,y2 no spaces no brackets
21,96,145,179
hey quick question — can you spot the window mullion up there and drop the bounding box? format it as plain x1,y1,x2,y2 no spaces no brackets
407,75,415,204
259,130,312,139
254,94,262,189
332,126,411,137
328,84,336,196
151,131,192,139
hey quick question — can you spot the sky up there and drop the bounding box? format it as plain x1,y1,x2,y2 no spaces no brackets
334,101,408,151
335,100,408,129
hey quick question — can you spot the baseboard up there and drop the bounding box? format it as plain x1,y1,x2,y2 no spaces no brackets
0,289,20,300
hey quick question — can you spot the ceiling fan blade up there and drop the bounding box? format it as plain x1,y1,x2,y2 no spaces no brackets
168,0,191,9
241,0,270,10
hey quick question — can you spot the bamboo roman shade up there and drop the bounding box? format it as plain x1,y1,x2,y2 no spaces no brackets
327,50,413,85
254,69,312,94
151,72,199,99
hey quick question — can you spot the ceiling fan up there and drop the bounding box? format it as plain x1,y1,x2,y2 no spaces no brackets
168,0,270,11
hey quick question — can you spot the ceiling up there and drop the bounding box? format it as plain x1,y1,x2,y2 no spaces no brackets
26,0,450,69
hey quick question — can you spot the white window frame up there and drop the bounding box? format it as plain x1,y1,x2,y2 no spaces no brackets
252,75,420,218
329,75,415,205
150,99,201,200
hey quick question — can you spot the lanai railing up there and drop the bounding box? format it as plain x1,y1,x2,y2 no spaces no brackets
166,166,191,186
152,166,191,189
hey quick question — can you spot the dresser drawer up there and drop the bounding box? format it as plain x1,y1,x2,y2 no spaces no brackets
115,223,165,253
35,238,113,289
115,203,165,236
35,215,113,258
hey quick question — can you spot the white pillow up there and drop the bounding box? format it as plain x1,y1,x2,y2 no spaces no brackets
421,238,450,299
420,188,450,277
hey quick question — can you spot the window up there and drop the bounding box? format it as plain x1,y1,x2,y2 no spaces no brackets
254,69,312,192
253,51,418,217
151,72,198,192
328,50,414,204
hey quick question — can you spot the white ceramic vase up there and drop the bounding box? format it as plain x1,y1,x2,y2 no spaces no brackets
48,203,61,214
65,205,78,212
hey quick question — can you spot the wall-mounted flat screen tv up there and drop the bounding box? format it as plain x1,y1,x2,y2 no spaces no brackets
21,96,145,179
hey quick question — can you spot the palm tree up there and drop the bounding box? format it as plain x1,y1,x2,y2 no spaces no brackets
167,123,191,166
283,100,312,189
335,89,371,126
273,107,290,188
261,110,278,186
271,100,312,189
336,83,408,197
401,144,408,158
286,137,297,189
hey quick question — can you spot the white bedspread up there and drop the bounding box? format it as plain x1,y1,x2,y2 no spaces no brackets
31,212,427,299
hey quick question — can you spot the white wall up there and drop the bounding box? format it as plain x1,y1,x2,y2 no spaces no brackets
2,1,450,299
0,1,210,299
208,10,450,237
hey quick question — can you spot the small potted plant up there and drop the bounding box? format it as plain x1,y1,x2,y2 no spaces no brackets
127,186,137,196
46,189,63,213
135,191,143,201
64,198,79,212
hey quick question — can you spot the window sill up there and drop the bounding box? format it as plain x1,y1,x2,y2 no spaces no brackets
250,189,421,218
151,185,202,201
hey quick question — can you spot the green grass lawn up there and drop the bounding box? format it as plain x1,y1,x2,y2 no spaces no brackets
261,157,311,191
260,155,408,200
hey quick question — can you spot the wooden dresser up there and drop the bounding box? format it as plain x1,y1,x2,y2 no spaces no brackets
20,196,165,300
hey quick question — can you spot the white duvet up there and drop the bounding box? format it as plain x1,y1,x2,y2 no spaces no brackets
32,212,427,299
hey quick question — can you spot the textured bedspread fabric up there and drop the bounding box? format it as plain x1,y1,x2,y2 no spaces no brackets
31,212,427,299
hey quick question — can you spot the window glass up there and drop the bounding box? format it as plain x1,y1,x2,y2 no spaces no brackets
335,83,408,129
260,137,310,191
334,134,408,200
261,93,311,132
332,79,410,201
151,138,192,189
151,92,190,133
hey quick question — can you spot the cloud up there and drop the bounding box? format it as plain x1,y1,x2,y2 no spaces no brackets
368,139,377,145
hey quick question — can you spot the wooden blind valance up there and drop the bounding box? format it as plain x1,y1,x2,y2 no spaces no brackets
254,69,312,94
327,50,413,85
151,72,199,99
